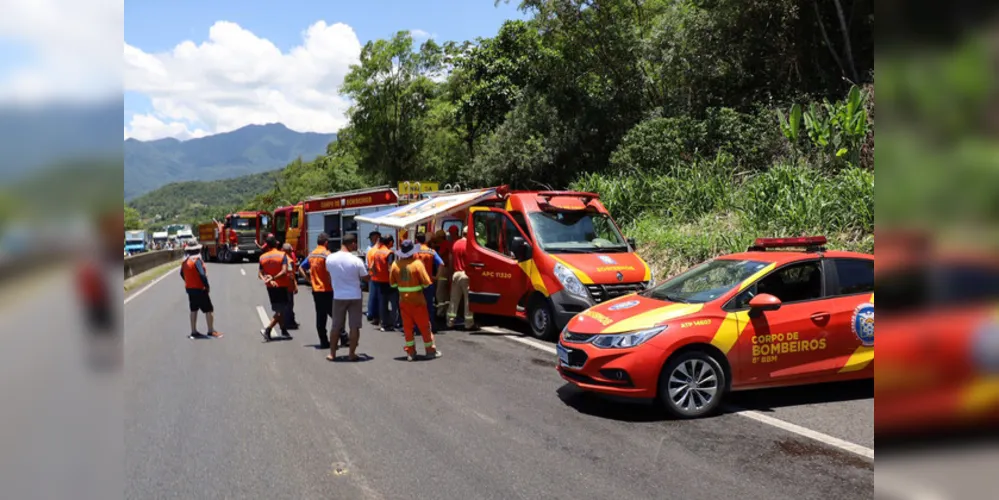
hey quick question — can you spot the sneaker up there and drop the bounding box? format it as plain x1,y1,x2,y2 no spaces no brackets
260,328,272,342
188,332,205,340
406,353,415,362
427,350,442,359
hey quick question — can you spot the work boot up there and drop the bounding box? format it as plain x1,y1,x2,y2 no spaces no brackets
260,327,272,342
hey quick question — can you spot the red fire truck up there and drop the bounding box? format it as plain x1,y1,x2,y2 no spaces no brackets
271,187,402,260
197,211,271,263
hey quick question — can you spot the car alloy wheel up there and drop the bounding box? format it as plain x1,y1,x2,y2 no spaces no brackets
660,351,726,419
528,298,556,341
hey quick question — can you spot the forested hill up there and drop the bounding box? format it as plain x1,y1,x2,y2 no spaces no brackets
128,170,281,227
124,123,335,199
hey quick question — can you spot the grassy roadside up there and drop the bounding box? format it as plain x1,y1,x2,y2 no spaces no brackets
124,260,182,293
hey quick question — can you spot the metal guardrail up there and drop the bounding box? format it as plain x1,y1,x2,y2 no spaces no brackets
123,249,184,280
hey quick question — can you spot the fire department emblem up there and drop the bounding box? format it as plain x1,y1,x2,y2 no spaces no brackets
852,303,874,346
598,255,617,265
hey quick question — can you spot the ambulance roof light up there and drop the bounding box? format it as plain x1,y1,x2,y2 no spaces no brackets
748,236,828,252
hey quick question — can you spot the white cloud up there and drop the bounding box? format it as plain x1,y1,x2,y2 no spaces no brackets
0,0,122,104
410,29,433,40
124,20,363,141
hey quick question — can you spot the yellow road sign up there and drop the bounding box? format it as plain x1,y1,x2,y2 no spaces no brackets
398,181,439,196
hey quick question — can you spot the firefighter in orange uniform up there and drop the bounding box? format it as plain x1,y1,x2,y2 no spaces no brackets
389,240,441,361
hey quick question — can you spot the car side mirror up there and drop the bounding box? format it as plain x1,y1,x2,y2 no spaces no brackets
512,236,532,262
627,237,637,249
748,294,782,316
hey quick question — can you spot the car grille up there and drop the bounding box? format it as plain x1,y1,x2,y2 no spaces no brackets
561,345,589,369
562,331,594,343
236,232,258,248
586,282,648,303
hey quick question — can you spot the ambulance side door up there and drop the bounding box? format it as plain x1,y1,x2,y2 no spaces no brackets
466,208,531,317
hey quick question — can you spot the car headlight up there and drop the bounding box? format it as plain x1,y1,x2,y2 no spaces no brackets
974,318,999,373
591,326,667,349
554,262,588,299
647,266,657,289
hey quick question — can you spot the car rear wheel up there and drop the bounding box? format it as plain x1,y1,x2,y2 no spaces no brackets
658,350,727,419
528,297,557,341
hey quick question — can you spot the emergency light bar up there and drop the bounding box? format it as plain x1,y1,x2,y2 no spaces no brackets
748,236,827,252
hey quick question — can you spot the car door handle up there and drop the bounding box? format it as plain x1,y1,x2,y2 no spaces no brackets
810,312,830,323
469,262,485,268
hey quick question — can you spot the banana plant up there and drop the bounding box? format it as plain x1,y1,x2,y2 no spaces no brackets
777,103,802,143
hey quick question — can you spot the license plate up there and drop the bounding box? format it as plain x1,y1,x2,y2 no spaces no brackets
556,344,570,367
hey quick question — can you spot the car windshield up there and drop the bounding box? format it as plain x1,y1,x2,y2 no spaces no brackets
643,259,770,304
232,217,257,230
528,211,628,253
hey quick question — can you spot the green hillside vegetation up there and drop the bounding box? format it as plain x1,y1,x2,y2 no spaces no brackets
128,170,281,228
138,0,875,276
124,123,335,199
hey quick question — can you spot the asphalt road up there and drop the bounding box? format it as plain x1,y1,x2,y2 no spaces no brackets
124,261,873,500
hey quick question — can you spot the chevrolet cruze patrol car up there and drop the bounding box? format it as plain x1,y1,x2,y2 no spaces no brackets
556,236,874,418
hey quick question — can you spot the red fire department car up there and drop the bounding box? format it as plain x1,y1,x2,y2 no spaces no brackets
556,236,874,418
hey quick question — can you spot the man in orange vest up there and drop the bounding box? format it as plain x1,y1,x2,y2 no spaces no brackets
298,233,347,349
390,240,441,361
282,243,301,330
180,242,222,339
372,235,400,331
414,232,444,335
258,235,292,341
365,231,382,325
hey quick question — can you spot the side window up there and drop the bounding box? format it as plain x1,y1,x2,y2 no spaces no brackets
473,211,503,253
275,213,287,232
290,211,300,230
832,258,874,296
735,261,823,307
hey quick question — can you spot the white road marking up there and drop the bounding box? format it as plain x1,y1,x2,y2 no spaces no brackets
256,306,271,327
240,268,246,276
490,324,875,460
727,407,874,459
123,266,177,305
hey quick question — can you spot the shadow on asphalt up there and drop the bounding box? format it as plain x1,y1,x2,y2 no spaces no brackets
726,379,873,412
556,380,873,423
327,354,374,363
392,355,443,363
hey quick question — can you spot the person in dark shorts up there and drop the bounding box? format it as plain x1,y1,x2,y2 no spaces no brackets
180,242,222,339
325,234,369,361
258,236,292,341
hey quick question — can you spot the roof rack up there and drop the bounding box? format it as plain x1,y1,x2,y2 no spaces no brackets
304,185,394,201
747,236,828,253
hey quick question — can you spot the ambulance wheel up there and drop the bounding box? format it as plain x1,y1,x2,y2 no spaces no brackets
658,350,727,419
528,297,556,341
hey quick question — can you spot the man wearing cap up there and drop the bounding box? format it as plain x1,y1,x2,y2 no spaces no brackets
448,226,476,330
389,240,441,361
180,242,222,339
365,231,382,325
258,235,292,341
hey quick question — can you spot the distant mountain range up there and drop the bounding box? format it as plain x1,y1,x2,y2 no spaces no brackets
124,123,336,200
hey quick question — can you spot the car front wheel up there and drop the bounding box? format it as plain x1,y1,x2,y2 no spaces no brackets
528,297,557,341
658,350,727,419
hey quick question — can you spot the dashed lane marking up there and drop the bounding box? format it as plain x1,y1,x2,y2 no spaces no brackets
487,324,874,460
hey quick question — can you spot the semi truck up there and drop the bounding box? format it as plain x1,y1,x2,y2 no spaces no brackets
197,211,270,263
124,230,147,255
151,231,168,250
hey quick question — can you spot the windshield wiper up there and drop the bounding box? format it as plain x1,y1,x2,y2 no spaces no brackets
662,293,690,304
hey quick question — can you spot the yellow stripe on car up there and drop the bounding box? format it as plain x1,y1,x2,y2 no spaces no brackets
737,263,776,292
960,377,999,415
839,346,874,373
519,259,550,297
709,311,751,354
600,303,704,334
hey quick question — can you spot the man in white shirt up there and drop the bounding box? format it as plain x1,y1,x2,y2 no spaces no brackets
325,233,369,361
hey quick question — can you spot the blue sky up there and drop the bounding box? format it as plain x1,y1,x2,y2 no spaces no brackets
124,0,528,137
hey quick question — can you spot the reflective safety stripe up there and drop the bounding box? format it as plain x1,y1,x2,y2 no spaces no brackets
424,342,434,347
398,285,424,293
405,341,416,347
390,284,398,288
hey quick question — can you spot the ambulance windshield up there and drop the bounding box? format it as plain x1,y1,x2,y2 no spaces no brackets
644,259,770,304
528,211,628,253
232,217,257,230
